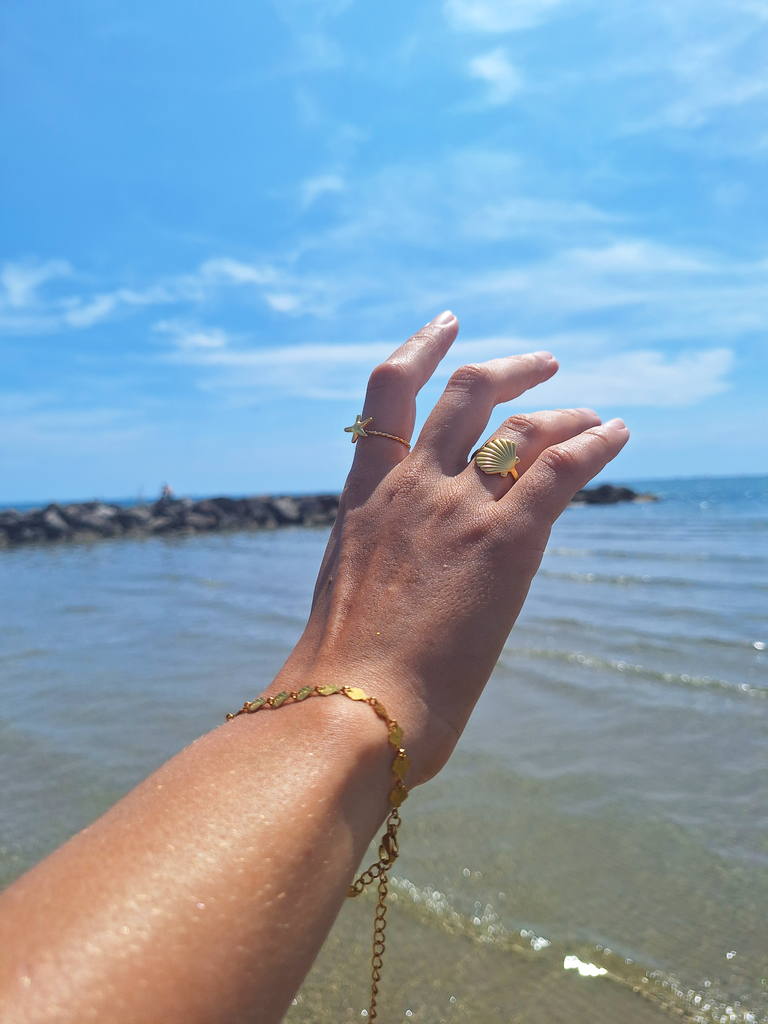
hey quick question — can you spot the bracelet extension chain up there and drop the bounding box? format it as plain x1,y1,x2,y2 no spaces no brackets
226,683,410,1021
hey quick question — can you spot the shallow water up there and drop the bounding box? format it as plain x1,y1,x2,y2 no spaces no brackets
1,476,766,1023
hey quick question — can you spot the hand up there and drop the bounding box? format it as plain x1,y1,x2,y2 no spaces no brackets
280,311,629,785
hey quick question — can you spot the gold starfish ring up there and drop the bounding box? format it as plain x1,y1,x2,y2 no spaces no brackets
344,415,373,442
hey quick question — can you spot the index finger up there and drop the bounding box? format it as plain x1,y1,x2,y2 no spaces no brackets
352,311,459,479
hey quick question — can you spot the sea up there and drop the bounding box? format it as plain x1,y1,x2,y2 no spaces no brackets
1,476,766,1024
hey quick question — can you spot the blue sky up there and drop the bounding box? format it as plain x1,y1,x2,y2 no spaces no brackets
1,0,767,503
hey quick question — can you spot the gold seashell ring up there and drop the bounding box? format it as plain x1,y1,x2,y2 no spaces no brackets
472,437,521,480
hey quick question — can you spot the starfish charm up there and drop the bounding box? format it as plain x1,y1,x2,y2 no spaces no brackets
344,414,372,442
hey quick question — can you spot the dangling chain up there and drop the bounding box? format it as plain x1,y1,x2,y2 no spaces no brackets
347,807,401,1020
226,683,409,1019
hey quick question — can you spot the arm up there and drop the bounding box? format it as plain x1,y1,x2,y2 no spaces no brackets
0,311,629,1024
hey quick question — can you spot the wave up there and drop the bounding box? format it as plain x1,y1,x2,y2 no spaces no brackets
523,616,766,653
499,647,767,699
546,546,768,567
383,877,767,1024
541,569,768,592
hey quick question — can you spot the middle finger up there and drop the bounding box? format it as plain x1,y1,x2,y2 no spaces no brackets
416,351,559,474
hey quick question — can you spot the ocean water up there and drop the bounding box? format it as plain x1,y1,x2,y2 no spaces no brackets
1,476,766,1023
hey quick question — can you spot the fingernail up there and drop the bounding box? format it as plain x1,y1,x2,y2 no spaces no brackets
604,417,626,429
433,310,455,325
577,407,598,416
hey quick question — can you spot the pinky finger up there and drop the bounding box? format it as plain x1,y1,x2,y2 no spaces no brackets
504,418,630,525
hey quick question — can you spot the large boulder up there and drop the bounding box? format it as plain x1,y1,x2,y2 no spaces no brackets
117,505,153,529
243,497,279,527
271,496,303,524
296,494,339,525
70,504,122,536
42,506,72,538
183,511,218,530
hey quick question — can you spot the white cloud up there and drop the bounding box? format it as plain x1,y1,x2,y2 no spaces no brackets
0,259,71,310
154,320,231,351
445,0,573,32
738,0,768,17
301,174,345,208
0,392,149,454
561,241,709,275
632,41,768,133
453,240,768,341
157,317,733,410
159,334,390,400
532,347,733,408
198,258,277,288
0,254,339,334
590,2,768,142
461,197,615,240
468,48,523,104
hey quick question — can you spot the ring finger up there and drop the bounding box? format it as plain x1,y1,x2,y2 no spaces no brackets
464,407,602,500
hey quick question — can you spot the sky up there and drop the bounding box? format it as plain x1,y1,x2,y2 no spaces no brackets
1,0,767,504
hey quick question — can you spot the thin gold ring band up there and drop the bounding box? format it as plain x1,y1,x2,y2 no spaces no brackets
365,429,411,450
344,415,411,450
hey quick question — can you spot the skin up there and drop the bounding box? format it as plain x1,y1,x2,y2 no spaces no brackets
0,311,629,1024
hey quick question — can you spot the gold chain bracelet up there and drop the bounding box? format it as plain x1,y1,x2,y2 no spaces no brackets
226,683,410,1021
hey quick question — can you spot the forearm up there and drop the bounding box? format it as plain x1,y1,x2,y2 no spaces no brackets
0,680,393,1024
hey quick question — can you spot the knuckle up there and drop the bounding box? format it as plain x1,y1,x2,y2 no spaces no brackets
447,363,492,391
502,412,538,440
539,443,580,477
580,426,613,456
367,359,409,394
411,324,440,344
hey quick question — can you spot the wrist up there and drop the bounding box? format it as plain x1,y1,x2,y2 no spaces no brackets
268,654,455,787
227,670,400,816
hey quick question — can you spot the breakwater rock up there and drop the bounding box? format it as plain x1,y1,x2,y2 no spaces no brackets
0,485,657,548
0,495,341,548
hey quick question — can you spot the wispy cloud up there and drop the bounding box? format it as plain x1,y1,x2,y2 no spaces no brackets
468,48,522,105
620,33,768,135
445,0,573,32
0,259,71,309
300,173,345,208
577,2,768,145
446,0,768,149
0,260,177,334
153,319,231,351
154,312,733,410
532,347,733,408
5,228,767,356
0,254,342,334
454,241,768,341
0,391,149,454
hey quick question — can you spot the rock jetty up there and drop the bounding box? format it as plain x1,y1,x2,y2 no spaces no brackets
570,484,657,505
0,485,656,548
0,495,341,548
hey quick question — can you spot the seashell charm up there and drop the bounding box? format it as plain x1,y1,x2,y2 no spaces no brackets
473,437,520,478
